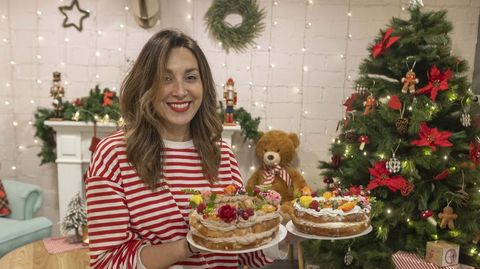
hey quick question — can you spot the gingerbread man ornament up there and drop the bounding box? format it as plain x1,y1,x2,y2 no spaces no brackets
363,94,376,115
438,205,458,229
401,70,419,94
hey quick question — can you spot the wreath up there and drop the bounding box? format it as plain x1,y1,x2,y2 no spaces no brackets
205,0,266,53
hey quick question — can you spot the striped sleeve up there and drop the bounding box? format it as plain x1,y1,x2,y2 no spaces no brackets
222,141,274,267
238,251,273,268
86,135,143,269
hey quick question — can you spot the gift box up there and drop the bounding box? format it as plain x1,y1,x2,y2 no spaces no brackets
392,251,458,269
426,241,459,267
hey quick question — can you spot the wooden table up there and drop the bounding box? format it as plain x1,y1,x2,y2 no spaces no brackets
0,240,89,269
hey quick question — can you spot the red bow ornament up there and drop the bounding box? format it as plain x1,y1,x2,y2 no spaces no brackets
372,27,400,58
410,122,452,152
416,65,453,101
343,93,357,112
366,160,411,196
387,95,402,110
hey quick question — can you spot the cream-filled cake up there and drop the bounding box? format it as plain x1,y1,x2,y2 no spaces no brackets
188,185,282,250
291,191,371,237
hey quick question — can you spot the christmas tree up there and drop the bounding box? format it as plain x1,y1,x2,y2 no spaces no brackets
61,192,87,242
303,6,480,269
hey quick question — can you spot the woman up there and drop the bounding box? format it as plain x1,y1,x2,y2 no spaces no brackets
86,29,286,269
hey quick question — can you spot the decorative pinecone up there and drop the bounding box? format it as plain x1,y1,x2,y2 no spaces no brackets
344,131,357,143
395,118,409,136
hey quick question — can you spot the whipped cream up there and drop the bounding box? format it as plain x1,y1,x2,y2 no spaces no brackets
294,196,371,217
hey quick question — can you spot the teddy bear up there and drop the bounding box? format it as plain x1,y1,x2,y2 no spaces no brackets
438,206,458,229
246,130,308,220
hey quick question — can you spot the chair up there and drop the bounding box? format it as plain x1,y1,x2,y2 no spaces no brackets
0,179,52,257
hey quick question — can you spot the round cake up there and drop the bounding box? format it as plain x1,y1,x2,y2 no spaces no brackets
188,185,282,250
292,191,371,237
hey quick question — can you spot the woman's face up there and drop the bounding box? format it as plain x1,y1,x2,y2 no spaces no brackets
154,47,203,140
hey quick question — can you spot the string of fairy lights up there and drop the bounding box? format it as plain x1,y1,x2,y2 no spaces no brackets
297,1,310,141
264,0,275,132
4,0,19,174
0,0,133,173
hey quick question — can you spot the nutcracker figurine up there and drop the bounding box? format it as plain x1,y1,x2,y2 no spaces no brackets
50,71,65,120
223,78,237,126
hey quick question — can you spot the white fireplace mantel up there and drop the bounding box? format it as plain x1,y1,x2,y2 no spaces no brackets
45,120,118,222
45,120,240,221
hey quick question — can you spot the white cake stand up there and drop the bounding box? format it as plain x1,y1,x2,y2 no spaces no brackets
286,220,372,240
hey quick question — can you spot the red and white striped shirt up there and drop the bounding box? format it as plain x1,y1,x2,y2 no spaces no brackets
86,130,272,268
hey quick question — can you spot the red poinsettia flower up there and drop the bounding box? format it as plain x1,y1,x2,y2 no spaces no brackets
102,90,114,106
217,204,237,223
366,160,409,194
416,65,453,101
410,122,452,152
372,27,400,58
343,93,357,112
73,98,83,107
469,142,480,164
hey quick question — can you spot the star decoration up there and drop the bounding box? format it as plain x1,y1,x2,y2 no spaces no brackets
410,122,452,151
58,0,90,32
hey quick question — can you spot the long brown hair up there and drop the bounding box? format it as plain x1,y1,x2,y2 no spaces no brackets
120,29,222,188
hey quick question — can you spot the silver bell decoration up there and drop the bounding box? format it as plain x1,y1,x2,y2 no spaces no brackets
344,246,353,266
386,154,401,174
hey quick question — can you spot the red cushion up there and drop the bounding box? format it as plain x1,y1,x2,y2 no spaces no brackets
0,180,11,217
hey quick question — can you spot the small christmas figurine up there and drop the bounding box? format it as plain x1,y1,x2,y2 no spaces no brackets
401,70,419,94
223,78,237,125
50,71,65,119
363,94,376,115
438,205,458,229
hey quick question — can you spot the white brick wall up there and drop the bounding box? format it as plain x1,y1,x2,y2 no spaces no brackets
0,0,478,235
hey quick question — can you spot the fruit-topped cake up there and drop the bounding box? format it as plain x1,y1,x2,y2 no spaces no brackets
291,187,371,237
188,185,282,250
